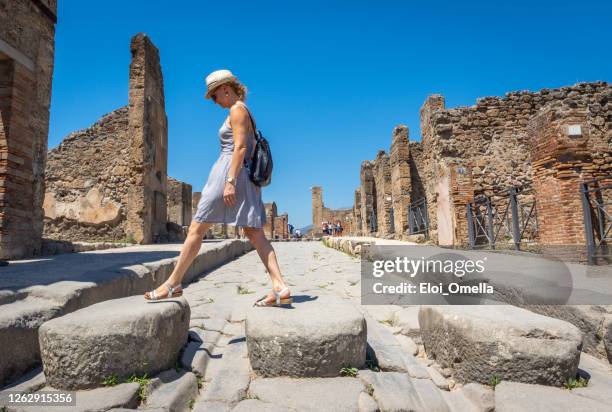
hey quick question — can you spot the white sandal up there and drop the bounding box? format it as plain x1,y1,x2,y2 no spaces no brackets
145,283,183,301
254,287,292,307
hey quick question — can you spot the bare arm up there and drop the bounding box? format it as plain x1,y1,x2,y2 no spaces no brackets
223,103,252,206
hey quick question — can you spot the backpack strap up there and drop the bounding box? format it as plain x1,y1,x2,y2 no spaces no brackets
232,101,257,166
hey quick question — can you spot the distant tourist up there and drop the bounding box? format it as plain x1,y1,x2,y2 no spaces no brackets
336,221,343,237
295,229,302,239
145,69,291,307
322,221,329,235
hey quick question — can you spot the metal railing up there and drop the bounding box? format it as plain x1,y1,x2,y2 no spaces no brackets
408,198,429,239
467,187,538,250
581,176,612,264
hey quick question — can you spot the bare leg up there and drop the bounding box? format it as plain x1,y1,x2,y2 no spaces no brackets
243,227,290,304
144,221,211,299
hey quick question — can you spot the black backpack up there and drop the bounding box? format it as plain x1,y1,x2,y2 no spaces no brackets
241,104,273,187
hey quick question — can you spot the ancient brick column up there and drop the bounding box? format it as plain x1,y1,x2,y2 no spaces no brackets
0,0,57,259
373,151,393,237
529,104,609,255
390,125,411,239
264,202,277,239
126,33,168,244
311,186,323,236
360,161,375,236
167,177,192,226
353,189,362,236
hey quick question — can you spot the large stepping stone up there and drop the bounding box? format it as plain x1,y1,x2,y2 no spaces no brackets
245,297,366,377
38,295,190,389
495,381,608,412
419,305,583,386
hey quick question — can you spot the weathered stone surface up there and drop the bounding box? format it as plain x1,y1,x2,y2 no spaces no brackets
419,305,583,386
145,369,199,412
201,365,251,404
192,400,231,412
248,377,364,412
0,0,57,261
357,370,448,412
246,299,366,377
0,239,251,387
181,339,216,377
365,316,429,378
38,295,190,389
495,381,609,412
232,399,289,412
16,382,140,412
393,306,421,341
441,383,495,412
603,314,612,363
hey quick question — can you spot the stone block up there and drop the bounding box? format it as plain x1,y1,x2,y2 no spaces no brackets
246,299,366,377
419,305,583,386
248,377,364,412
495,381,608,412
38,295,190,389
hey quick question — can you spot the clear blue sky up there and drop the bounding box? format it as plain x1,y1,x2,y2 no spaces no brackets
49,1,611,229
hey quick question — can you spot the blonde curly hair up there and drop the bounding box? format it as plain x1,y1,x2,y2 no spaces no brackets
227,80,248,101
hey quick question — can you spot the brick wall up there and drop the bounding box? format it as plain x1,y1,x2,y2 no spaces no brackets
0,0,57,259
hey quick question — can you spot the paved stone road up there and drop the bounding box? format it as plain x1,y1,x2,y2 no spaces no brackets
179,241,487,412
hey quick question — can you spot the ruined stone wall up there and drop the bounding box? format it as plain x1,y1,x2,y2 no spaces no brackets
167,176,192,227
390,125,411,239
420,82,610,245
373,151,393,238
263,202,277,239
359,161,375,235
44,107,130,241
43,33,170,245
529,94,611,255
310,185,354,235
126,33,168,244
0,0,57,259
353,189,362,235
274,212,289,239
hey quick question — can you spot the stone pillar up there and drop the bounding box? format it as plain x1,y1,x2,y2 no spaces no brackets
311,186,323,236
126,33,168,244
0,0,57,259
360,161,375,236
264,202,277,239
353,189,362,236
449,163,474,247
167,177,192,226
390,125,411,239
274,212,288,239
529,104,608,255
373,151,393,237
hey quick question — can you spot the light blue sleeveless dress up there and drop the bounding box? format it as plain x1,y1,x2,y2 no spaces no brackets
193,103,266,228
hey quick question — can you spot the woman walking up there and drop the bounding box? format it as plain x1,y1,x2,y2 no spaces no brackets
144,69,292,307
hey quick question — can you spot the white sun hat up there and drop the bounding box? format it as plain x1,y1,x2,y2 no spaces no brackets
205,69,238,99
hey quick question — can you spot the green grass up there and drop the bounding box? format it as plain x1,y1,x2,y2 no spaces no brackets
125,373,151,402
318,283,329,289
564,376,588,390
379,318,395,327
188,398,195,409
101,373,119,387
339,366,359,377
489,376,501,389
238,285,254,295
365,383,375,396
